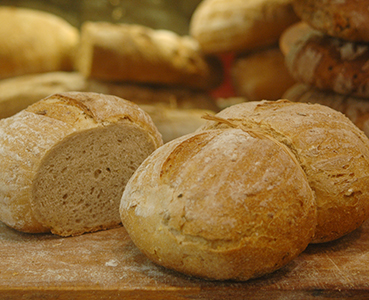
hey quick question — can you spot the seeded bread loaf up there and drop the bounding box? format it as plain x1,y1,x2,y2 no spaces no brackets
0,92,163,236
76,22,222,90
0,7,79,79
199,100,369,243
283,22,369,98
120,128,316,281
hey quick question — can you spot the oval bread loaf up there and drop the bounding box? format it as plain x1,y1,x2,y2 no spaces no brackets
76,22,222,90
199,100,369,243
0,7,79,79
120,128,316,281
189,0,299,54
0,92,163,236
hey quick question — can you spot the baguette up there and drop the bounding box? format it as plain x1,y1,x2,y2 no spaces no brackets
0,92,162,236
0,7,79,79
199,100,369,243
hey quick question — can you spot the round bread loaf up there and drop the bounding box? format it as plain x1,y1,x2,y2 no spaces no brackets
199,100,369,243
0,7,79,79
231,46,296,101
283,83,369,137
284,22,369,98
293,0,369,42
0,92,163,236
76,22,222,90
189,0,299,54
120,128,316,280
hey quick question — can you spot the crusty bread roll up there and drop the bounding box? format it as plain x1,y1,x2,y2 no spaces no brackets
0,7,79,79
139,105,214,143
120,128,316,281
189,0,299,54
76,22,223,90
0,92,163,236
231,46,296,101
293,0,369,42
283,22,369,98
199,100,369,243
0,72,87,119
283,83,369,137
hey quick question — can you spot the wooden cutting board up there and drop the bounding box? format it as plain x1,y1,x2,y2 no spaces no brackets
1,219,369,300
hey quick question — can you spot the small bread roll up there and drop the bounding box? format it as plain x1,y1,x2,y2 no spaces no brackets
283,83,369,137
293,0,369,42
231,46,296,101
0,7,79,79
189,0,299,54
0,92,162,236
283,22,369,98
200,100,369,243
120,128,316,281
76,22,223,90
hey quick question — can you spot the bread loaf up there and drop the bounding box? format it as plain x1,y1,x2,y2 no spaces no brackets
293,0,369,42
76,22,222,90
120,128,316,280
0,7,79,79
283,22,369,98
189,0,299,54
231,46,296,101
0,92,163,236
199,100,369,243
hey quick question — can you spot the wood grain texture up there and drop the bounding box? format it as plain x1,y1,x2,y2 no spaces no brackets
1,220,369,299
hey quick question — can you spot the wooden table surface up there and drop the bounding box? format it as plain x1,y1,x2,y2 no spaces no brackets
1,219,369,300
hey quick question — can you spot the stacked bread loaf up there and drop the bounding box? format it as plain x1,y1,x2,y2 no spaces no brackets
280,0,369,134
189,0,298,101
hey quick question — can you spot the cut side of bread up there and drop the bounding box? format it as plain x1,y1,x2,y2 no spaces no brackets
0,92,163,236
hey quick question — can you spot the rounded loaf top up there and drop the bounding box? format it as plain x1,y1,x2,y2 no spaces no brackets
120,127,316,281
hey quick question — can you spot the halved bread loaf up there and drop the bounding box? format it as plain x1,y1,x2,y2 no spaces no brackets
0,92,163,236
